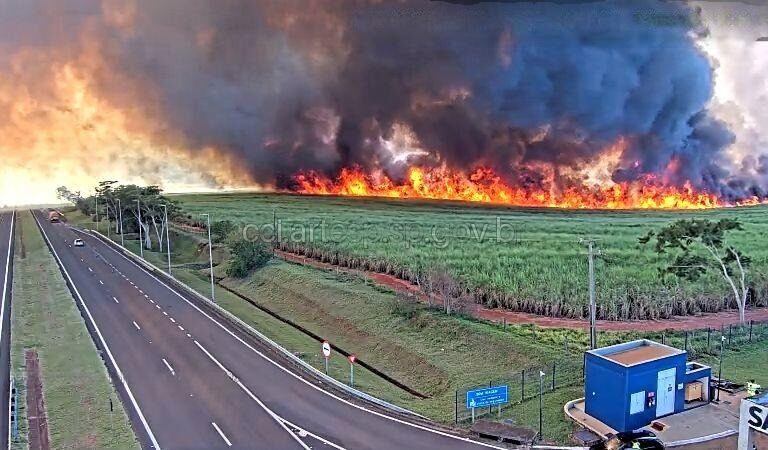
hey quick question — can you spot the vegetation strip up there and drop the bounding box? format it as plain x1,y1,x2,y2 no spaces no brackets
216,282,429,399
23,351,49,450
11,211,137,449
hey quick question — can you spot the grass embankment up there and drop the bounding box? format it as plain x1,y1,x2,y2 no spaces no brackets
175,193,768,320
10,211,137,449
699,341,768,388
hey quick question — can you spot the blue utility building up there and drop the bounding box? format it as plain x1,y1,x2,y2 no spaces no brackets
585,339,711,433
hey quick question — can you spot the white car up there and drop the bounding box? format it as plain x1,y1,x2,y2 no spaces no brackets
73,239,85,247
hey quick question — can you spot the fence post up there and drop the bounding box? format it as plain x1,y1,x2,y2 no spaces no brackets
707,327,711,350
684,331,688,351
455,390,459,424
489,380,493,415
552,362,556,391
521,370,526,402
661,333,665,345
728,325,732,346
749,320,753,342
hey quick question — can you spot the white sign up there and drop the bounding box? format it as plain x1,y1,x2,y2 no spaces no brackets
738,399,768,450
630,391,645,415
322,341,331,358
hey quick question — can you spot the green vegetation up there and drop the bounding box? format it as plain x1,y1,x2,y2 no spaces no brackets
226,240,272,278
699,341,768,388
174,192,768,320
11,211,137,449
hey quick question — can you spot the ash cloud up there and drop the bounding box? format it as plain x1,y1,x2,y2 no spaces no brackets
2,0,764,200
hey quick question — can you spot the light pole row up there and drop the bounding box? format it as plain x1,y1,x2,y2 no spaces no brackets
108,198,215,303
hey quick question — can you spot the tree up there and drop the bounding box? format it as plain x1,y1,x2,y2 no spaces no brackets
210,220,237,244
639,218,751,323
226,240,272,278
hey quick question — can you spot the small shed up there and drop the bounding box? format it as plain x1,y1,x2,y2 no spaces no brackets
585,339,711,433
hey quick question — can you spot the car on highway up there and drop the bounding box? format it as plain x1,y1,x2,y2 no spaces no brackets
73,238,85,247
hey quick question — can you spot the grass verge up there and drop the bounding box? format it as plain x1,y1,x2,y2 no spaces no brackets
10,211,138,449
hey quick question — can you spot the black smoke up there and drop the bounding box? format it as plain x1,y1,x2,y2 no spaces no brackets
3,0,762,200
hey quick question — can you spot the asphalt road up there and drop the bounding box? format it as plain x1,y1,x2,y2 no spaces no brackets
33,211,502,450
0,211,15,450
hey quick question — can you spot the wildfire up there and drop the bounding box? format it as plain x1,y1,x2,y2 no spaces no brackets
293,166,739,210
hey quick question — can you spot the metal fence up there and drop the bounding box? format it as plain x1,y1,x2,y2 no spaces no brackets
454,358,584,424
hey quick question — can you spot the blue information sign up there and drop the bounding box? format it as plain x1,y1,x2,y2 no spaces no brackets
466,385,509,409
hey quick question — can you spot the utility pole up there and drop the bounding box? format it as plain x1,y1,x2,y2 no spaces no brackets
96,195,100,232
201,213,215,302
581,239,600,349
163,204,172,275
136,199,144,258
717,335,726,401
117,199,124,247
538,370,545,441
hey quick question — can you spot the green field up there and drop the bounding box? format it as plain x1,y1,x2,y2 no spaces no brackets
175,193,768,320
10,211,137,449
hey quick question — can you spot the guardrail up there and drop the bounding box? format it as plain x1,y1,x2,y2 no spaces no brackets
87,229,425,419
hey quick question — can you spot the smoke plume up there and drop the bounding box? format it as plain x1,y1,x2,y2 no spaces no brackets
0,0,765,204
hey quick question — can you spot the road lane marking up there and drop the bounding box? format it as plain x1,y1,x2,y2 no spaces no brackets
162,358,176,376
211,422,232,447
155,304,161,309
194,341,312,450
99,280,104,285
144,294,149,298
186,333,192,338
1,211,14,449
162,311,168,316
88,267,93,272
149,299,154,304
113,297,119,304
281,418,345,450
133,321,141,331
169,317,175,323
88,227,505,450
33,214,161,450
178,326,184,331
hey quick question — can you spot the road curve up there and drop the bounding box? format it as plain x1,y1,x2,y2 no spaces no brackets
0,211,14,450
33,210,502,450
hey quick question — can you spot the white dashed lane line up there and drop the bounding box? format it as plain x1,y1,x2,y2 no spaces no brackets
99,280,104,285
113,297,119,304
212,422,232,447
88,267,93,272
162,358,176,376
169,317,176,323
133,321,141,331
155,305,161,310
178,326,185,332
162,311,168,316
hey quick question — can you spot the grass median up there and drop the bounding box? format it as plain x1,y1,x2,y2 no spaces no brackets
10,211,138,449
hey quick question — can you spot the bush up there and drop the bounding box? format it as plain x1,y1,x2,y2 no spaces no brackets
210,220,237,243
226,240,272,278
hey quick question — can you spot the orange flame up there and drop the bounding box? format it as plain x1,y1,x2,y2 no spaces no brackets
294,166,739,209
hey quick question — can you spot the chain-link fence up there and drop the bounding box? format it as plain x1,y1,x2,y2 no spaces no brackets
454,358,584,423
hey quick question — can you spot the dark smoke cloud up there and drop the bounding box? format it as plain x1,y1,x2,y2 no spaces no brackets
2,0,761,200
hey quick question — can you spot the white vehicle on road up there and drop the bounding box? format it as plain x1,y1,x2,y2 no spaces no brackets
73,238,85,247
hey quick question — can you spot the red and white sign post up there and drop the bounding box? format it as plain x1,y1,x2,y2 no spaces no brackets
348,354,357,387
322,341,331,374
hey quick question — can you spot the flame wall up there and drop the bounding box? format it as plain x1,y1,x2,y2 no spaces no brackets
0,0,765,206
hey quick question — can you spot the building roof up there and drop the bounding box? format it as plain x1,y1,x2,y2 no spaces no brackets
588,339,685,367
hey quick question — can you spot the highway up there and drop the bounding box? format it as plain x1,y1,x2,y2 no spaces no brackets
0,212,14,450
33,210,501,450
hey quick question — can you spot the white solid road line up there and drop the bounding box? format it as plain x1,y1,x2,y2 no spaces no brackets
133,321,141,331
194,340,312,450
113,297,119,304
33,213,161,450
162,358,176,376
86,227,506,450
2,212,14,450
211,422,232,447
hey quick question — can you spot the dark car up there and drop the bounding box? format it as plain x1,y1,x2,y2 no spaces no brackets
590,430,665,450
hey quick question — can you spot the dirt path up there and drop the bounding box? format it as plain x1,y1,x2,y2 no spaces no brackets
275,250,768,332
24,350,50,450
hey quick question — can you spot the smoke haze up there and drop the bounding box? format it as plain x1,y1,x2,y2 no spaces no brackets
0,0,765,205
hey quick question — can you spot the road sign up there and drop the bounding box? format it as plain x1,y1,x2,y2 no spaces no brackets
466,385,509,409
322,341,331,358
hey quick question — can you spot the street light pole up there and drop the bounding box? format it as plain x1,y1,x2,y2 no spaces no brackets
201,213,215,302
136,199,144,258
581,239,600,349
96,195,100,232
163,204,172,275
117,199,124,247
538,370,545,441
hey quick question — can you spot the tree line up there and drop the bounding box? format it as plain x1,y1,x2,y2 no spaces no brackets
57,181,181,252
